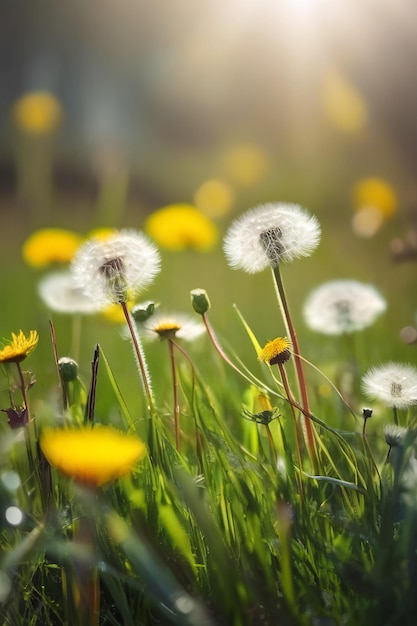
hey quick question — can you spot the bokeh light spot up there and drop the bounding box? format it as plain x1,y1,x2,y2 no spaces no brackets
5,506,24,526
322,70,367,133
194,179,235,218
400,326,417,345
1,471,21,492
220,143,269,186
352,206,384,238
12,91,62,135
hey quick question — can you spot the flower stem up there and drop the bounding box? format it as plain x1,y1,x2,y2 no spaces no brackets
16,361,52,509
278,363,304,493
264,423,277,463
49,319,68,411
272,266,316,466
202,312,265,388
168,338,180,452
15,362,36,470
121,301,154,414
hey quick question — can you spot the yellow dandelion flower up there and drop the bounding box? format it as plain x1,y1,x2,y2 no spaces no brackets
22,228,83,268
352,177,398,218
152,321,182,340
86,228,117,241
12,91,62,135
258,337,291,366
40,426,147,486
101,299,135,323
0,330,39,364
145,204,218,252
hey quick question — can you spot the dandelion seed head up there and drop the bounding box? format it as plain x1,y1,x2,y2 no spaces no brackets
38,271,104,314
303,280,386,335
362,362,417,409
383,423,409,447
223,203,321,273
70,230,161,307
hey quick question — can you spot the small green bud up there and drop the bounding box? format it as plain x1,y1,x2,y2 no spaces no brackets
190,288,210,315
58,357,79,383
131,301,156,323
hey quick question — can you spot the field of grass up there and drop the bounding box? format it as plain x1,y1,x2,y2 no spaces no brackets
0,174,416,626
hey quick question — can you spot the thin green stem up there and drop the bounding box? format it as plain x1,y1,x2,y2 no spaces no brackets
168,338,180,452
272,266,316,466
278,363,304,494
264,423,277,463
49,319,68,411
202,312,272,391
16,362,37,471
16,361,52,510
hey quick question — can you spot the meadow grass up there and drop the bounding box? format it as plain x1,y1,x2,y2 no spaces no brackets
0,204,417,626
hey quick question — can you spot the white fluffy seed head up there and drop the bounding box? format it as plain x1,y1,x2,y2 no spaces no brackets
70,230,161,307
303,280,387,335
223,202,321,273
37,271,104,314
362,362,417,409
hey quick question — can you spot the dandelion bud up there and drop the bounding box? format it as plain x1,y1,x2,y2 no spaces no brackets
131,301,156,323
58,357,79,382
190,288,211,315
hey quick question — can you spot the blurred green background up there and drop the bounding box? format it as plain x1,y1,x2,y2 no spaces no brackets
0,0,416,412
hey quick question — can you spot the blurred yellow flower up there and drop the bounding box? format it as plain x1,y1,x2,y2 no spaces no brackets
86,228,117,241
322,70,367,133
351,177,398,237
22,228,83,268
145,204,218,251
352,177,398,217
258,337,291,366
0,330,39,364
220,144,269,186
194,179,235,218
12,91,62,135
101,299,134,323
40,425,147,486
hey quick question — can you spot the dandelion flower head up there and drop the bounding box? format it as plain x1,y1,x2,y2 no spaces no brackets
145,204,218,252
223,202,321,273
40,425,147,486
362,362,417,409
383,424,409,448
303,280,386,335
37,271,103,314
22,228,83,268
70,229,161,307
12,91,62,135
0,330,39,364
258,337,291,365
141,312,205,342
